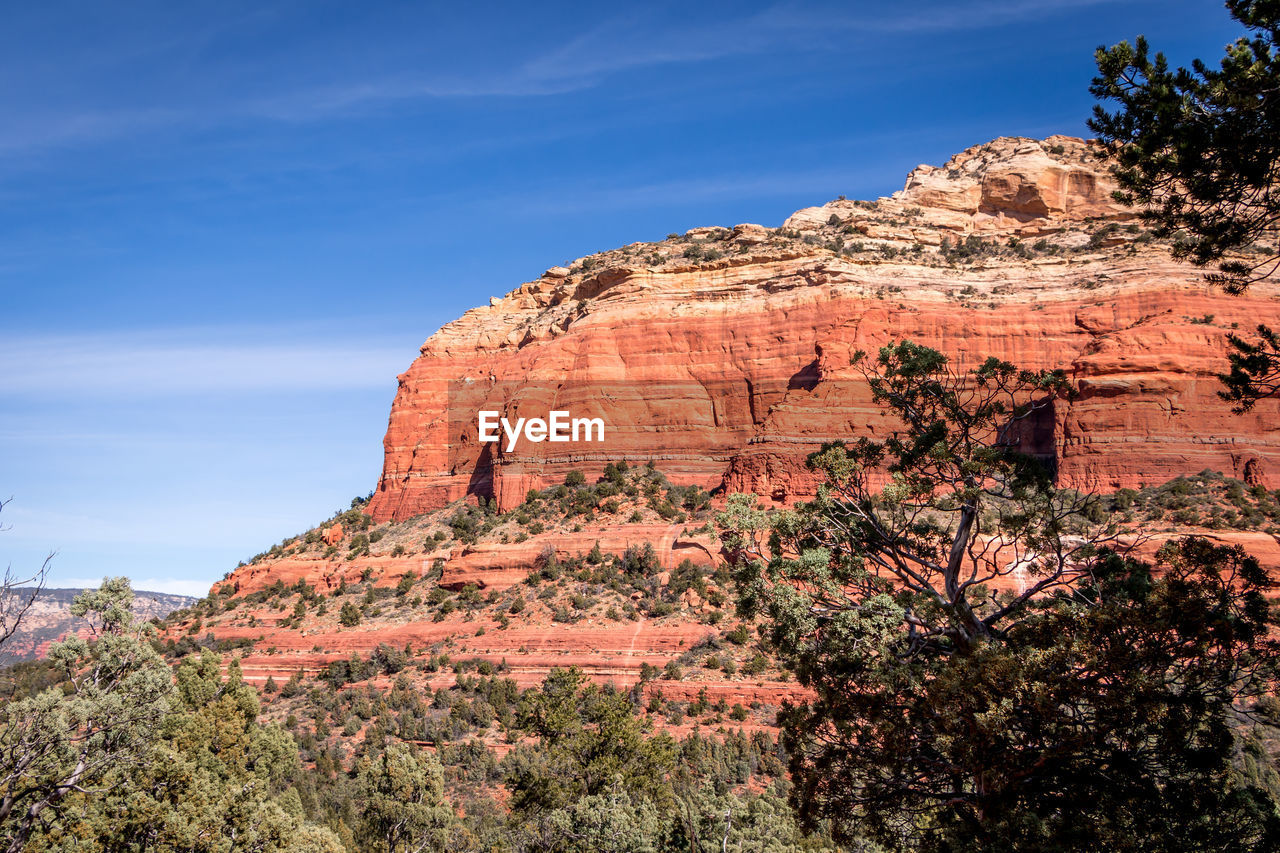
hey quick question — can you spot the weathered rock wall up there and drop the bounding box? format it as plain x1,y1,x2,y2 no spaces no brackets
369,136,1280,519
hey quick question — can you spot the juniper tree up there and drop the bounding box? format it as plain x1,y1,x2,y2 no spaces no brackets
354,741,454,853
720,342,1280,851
1090,1,1280,408
1,582,343,852
0,579,172,853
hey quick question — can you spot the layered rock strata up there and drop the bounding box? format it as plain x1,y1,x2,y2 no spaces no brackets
369,136,1280,519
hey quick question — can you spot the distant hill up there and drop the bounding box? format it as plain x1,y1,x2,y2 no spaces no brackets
0,587,199,664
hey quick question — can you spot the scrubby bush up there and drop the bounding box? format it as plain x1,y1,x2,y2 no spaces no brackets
339,601,361,627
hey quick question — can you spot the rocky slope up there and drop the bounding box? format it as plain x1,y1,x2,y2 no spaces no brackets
173,464,1280,754
368,135,1280,520
170,468,804,745
167,135,1280,751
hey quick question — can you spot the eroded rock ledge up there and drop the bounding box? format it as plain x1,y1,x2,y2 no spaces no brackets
368,136,1280,520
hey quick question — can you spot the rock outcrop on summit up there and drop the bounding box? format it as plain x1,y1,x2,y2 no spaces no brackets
369,135,1280,519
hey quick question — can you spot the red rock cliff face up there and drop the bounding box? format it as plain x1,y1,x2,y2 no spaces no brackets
369,136,1280,520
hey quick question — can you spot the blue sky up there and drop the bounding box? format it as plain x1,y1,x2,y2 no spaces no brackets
0,0,1244,596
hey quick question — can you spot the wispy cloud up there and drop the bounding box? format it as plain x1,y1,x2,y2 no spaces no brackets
0,327,413,397
516,8,786,85
840,0,1131,33
0,108,189,156
513,0,1134,86
0,0,1134,157
288,0,1136,106
240,74,593,123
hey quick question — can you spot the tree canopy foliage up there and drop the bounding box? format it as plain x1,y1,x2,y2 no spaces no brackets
354,742,452,853
1090,0,1280,294
0,577,843,852
499,666,840,853
0,580,343,852
721,342,1280,852
1091,1,1280,409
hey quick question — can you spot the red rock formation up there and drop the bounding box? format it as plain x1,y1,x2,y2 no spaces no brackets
185,520,1280,733
441,524,716,591
217,523,717,600
190,135,1280,737
368,135,1280,519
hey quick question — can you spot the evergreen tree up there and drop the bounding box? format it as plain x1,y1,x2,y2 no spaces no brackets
1091,1,1280,408
721,342,1280,851
354,741,454,853
507,667,676,815
2,582,343,852
0,579,172,853
339,601,361,627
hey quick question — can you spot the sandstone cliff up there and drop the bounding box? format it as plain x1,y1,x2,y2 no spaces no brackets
368,135,1280,520
180,135,1280,748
